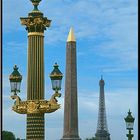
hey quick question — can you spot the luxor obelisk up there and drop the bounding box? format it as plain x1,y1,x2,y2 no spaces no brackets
61,28,81,140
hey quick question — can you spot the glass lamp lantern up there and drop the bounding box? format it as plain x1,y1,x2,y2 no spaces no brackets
9,65,22,94
124,109,135,130
50,63,63,92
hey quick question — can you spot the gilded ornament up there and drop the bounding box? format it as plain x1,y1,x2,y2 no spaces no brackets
20,17,51,32
11,91,61,114
28,32,44,36
27,101,39,113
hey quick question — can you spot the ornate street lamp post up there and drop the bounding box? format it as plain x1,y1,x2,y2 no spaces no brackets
9,63,63,114
9,0,63,139
124,109,135,140
9,63,63,138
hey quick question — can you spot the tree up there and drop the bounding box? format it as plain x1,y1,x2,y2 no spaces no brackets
2,130,16,140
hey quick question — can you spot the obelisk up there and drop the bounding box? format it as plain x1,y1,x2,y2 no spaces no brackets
61,28,81,140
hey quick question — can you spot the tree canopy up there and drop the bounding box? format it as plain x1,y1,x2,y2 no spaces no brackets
2,130,16,140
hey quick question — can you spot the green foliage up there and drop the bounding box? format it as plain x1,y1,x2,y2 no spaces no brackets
2,130,16,140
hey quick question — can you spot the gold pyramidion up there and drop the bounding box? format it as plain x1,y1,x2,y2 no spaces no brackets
67,27,76,42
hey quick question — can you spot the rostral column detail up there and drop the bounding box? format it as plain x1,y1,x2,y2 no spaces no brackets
20,0,50,139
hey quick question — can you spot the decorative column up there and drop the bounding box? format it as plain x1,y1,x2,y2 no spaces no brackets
61,28,81,140
20,1,51,139
9,1,63,140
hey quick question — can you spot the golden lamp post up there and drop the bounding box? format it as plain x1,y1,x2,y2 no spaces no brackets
9,0,63,139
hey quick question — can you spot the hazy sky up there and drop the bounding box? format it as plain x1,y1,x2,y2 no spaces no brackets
2,0,138,140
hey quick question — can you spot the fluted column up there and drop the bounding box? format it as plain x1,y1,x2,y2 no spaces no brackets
26,34,45,140
27,35,44,100
20,0,51,139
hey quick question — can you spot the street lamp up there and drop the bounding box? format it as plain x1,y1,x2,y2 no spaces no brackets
124,109,135,140
9,0,62,139
50,62,63,92
9,65,22,95
9,63,63,114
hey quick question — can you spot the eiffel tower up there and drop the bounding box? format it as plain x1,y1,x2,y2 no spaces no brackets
95,76,111,140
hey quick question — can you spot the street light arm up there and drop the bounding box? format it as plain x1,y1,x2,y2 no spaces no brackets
49,91,61,104
11,95,21,106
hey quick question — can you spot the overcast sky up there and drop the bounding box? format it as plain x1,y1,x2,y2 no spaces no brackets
2,0,138,140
